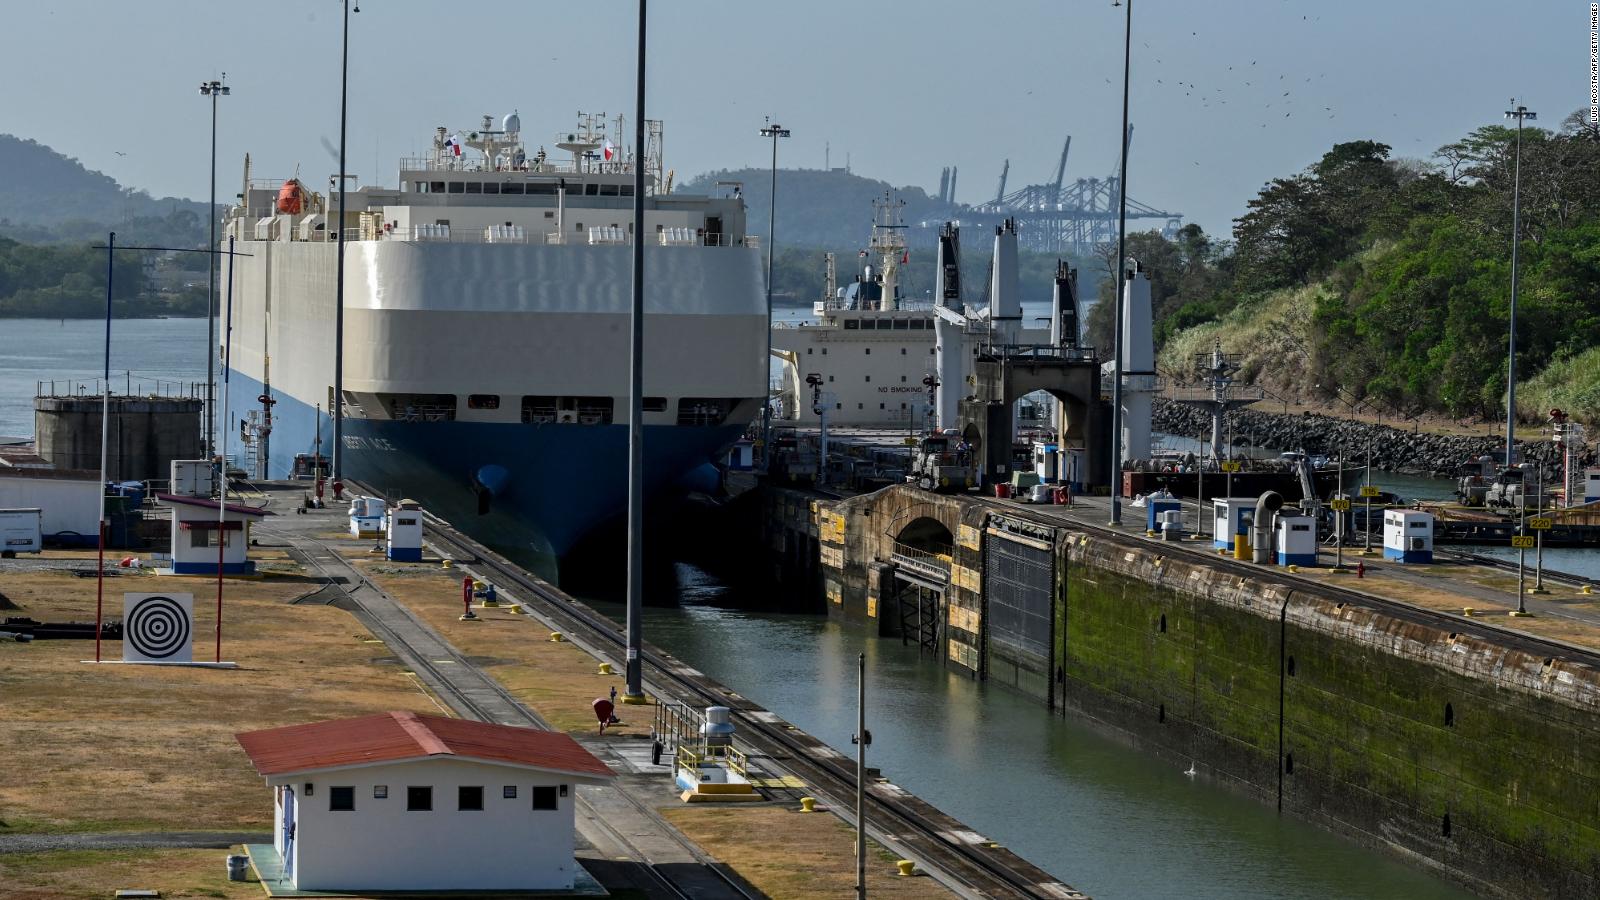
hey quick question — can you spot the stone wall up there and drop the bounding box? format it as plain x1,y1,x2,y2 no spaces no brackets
809,483,1600,897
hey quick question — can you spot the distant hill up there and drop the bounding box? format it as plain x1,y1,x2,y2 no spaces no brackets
0,135,211,246
678,167,957,249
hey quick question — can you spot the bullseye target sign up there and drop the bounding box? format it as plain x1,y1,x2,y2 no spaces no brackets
123,593,194,663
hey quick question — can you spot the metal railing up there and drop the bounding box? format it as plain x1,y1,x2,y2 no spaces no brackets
890,541,954,583
675,743,749,777
36,377,204,400
357,224,756,249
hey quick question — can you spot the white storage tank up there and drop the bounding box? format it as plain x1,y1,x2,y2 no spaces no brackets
1383,510,1434,564
0,507,43,556
386,499,424,562
1275,514,1317,566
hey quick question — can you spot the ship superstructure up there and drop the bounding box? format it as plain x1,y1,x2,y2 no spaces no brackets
772,197,1051,430
222,111,766,571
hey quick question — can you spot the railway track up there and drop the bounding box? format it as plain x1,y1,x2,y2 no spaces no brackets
999,497,1600,671
418,514,1082,900
277,528,756,900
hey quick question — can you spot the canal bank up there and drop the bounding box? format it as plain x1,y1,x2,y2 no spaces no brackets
784,483,1598,899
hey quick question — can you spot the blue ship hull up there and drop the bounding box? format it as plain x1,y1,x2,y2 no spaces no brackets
225,370,743,576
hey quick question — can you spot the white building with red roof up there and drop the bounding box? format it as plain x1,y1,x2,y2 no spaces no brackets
235,710,614,892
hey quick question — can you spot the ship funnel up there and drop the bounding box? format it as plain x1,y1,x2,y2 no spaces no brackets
935,223,962,312
989,218,1021,344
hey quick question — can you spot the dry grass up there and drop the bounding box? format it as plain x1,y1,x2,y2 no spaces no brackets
1353,571,1600,649
0,847,261,900
0,554,440,833
352,560,647,736
661,806,953,899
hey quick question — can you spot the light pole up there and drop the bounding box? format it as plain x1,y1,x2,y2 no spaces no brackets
1503,102,1536,467
1108,0,1132,525
759,120,790,466
623,0,649,704
332,0,359,494
199,76,229,460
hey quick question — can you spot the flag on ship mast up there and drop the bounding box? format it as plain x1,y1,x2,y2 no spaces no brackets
602,140,616,162
444,134,463,156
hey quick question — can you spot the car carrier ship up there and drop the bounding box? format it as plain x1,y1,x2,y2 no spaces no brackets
221,111,766,574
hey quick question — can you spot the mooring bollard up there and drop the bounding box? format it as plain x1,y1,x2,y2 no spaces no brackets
598,662,613,675
896,860,916,877
550,632,564,642
799,796,817,813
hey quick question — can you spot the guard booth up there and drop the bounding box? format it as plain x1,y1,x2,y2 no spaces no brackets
349,497,386,539
1212,498,1255,556
386,499,424,562
1383,510,1434,564
1276,514,1317,566
1031,441,1060,483
156,493,268,575
1587,467,1600,504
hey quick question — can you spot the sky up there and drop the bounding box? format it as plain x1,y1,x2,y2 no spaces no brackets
2,0,1589,238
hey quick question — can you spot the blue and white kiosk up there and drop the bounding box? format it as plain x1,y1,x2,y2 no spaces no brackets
1212,498,1255,557
386,499,424,563
1383,509,1434,564
1275,514,1318,566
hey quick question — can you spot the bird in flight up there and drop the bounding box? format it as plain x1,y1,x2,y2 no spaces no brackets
113,151,126,157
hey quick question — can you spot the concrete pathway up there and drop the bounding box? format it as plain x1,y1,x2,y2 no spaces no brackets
0,831,269,854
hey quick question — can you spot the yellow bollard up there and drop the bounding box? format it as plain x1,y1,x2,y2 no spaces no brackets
549,632,564,642
598,662,613,676
1462,607,1474,617
506,605,523,615
1286,565,1299,573
896,860,916,877
441,558,453,569
1583,585,1594,595
799,797,817,813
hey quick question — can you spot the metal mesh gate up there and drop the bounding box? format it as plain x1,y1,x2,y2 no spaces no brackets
984,532,1054,661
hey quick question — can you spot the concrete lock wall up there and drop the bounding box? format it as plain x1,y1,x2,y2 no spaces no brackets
34,396,203,482
807,484,1600,898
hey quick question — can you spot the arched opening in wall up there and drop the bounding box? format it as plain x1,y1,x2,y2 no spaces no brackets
895,516,954,554
1444,702,1454,727
1158,613,1167,633
1284,753,1294,775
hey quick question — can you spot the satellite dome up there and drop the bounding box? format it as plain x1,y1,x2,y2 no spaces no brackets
502,110,521,134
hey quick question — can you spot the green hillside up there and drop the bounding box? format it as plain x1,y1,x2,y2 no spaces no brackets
0,135,211,246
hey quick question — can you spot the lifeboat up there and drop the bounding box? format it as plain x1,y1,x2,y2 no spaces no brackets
275,179,307,215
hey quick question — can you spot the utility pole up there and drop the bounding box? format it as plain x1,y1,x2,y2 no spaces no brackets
1534,461,1546,592
199,76,230,459
332,0,358,493
1503,102,1536,468
622,0,649,704
1363,425,1374,555
1108,0,1133,526
759,120,791,467
854,651,868,899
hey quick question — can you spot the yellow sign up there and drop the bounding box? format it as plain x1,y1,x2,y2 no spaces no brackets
866,596,879,618
1359,485,1381,498
1511,535,1536,549
1529,517,1553,531
1221,461,1242,473
1329,498,1352,512
903,437,918,446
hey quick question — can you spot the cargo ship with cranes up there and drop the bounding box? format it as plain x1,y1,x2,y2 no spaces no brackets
221,111,766,574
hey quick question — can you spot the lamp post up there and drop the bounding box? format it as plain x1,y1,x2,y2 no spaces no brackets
622,0,649,704
1503,102,1536,467
1108,0,1133,525
332,0,359,492
759,120,790,465
198,76,229,460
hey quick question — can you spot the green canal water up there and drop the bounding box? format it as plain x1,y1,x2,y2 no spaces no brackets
591,564,1476,900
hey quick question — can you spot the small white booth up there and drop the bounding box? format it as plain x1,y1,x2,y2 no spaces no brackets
236,711,614,893
1586,467,1600,504
1383,510,1434,564
156,493,268,575
1212,498,1255,555
724,439,755,471
1031,441,1060,483
386,499,423,562
1276,514,1317,566
349,497,387,539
